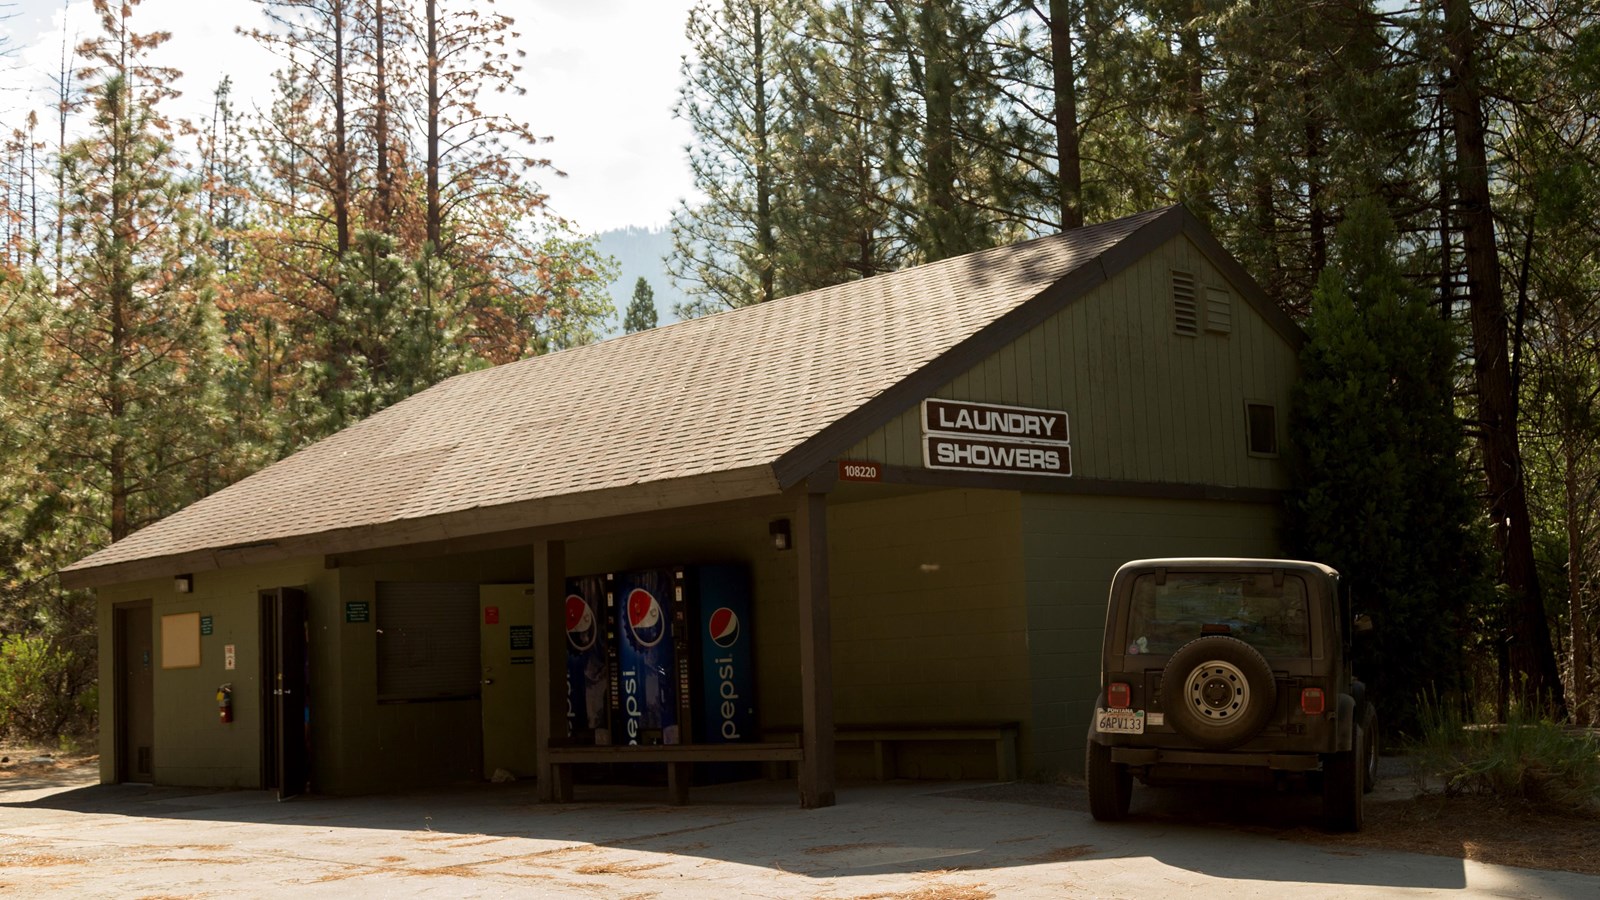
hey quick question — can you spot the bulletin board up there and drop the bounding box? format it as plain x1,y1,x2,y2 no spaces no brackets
161,612,202,669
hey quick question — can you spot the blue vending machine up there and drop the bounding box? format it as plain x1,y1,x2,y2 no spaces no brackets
611,568,684,745
687,564,756,745
564,574,611,745
687,563,757,784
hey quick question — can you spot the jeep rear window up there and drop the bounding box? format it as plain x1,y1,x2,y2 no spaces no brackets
1125,572,1310,657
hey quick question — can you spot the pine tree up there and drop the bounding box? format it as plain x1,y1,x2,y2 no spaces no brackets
623,277,659,333
670,0,801,315
1286,199,1486,728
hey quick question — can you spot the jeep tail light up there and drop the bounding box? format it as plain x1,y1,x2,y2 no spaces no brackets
1107,682,1131,709
1300,687,1326,715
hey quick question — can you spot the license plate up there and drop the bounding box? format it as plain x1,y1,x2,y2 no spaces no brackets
1096,708,1145,734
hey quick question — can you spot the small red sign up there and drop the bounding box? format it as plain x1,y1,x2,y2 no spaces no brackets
838,460,883,482
485,606,500,625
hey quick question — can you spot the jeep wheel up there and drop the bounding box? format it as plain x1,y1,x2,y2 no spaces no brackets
1159,636,1277,750
1361,705,1379,794
1323,724,1365,832
1086,738,1132,822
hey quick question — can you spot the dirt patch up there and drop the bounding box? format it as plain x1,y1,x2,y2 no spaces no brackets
1024,844,1096,863
0,744,98,781
1301,792,1600,876
572,861,667,876
829,887,995,900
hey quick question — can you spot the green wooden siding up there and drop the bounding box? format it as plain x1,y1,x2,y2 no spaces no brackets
95,558,334,788
1019,493,1283,776
844,234,1296,491
827,489,1030,777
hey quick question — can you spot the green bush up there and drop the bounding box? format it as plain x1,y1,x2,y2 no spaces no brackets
1411,697,1600,816
0,634,94,744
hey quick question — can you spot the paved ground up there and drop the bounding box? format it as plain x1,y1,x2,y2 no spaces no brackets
2,769,1596,899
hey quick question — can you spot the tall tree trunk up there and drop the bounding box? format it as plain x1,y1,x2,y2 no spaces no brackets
919,3,958,257
426,0,441,247
374,0,392,231
752,5,774,304
1441,0,1565,716
1048,0,1082,229
332,0,350,255
1566,429,1592,723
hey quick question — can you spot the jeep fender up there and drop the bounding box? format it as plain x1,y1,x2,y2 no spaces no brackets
1336,693,1356,752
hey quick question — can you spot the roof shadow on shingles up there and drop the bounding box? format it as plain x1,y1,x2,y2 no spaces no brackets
63,206,1185,581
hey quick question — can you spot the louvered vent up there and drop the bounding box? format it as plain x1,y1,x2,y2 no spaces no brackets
1171,270,1199,336
1205,286,1232,333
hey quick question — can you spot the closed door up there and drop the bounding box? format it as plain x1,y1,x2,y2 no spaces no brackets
480,584,537,778
116,603,154,782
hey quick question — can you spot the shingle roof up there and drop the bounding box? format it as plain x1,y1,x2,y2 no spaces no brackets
64,206,1190,585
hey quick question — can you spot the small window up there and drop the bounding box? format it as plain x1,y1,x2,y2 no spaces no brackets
1171,270,1199,336
1246,402,1278,456
1205,286,1232,334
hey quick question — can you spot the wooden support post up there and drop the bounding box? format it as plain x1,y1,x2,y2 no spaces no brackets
533,538,566,802
667,762,691,805
796,491,835,809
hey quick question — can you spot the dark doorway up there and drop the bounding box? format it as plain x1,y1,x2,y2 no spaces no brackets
260,588,309,800
114,601,154,783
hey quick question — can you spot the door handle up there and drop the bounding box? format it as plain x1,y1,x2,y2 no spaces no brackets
480,679,494,686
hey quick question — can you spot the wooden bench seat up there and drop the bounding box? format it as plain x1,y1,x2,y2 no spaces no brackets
835,723,1020,781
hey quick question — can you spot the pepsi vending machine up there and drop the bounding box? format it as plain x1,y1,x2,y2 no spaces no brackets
685,564,756,746
611,568,685,745
564,574,610,745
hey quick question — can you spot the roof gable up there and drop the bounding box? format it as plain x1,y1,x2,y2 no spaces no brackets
63,206,1261,587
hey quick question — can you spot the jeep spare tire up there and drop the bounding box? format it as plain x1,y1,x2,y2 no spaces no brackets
1160,636,1277,750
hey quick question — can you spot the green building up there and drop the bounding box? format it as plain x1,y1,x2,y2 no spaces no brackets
65,206,1301,807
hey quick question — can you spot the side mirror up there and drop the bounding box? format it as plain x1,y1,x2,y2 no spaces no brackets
1353,613,1374,634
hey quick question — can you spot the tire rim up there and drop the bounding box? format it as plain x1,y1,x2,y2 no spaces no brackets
1184,659,1250,724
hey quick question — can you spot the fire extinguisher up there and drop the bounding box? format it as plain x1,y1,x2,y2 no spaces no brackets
217,683,233,724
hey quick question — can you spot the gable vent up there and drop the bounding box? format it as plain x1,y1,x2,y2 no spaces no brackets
1205,286,1233,334
1171,270,1199,336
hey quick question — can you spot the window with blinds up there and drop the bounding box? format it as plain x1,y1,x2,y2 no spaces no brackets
376,582,480,702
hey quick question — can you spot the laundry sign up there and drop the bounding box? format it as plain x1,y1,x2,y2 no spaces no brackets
921,399,1072,477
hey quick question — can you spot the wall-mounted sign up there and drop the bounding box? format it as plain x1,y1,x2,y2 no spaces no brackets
200,615,213,636
924,435,1072,476
344,601,370,623
921,399,1072,477
224,644,236,671
838,460,882,482
922,399,1070,444
509,625,533,651
485,606,500,625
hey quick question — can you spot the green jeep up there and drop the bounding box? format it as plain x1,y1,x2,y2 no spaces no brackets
1086,558,1377,831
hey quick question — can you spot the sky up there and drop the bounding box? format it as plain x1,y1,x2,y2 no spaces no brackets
0,0,700,234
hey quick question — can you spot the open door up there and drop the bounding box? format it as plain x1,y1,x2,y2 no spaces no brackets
114,601,155,783
480,584,537,779
260,588,309,799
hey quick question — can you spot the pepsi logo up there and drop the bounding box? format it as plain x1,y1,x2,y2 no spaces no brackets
565,594,597,651
626,587,667,647
708,607,740,648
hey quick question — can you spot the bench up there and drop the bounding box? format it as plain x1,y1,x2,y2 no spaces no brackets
836,723,1020,781
545,739,805,805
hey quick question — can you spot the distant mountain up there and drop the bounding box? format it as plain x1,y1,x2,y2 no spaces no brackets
592,225,686,331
